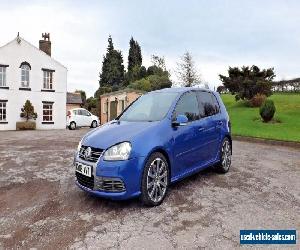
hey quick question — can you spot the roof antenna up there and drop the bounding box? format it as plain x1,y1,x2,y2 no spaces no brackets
16,32,21,44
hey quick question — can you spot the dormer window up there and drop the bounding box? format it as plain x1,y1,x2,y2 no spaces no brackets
20,62,31,88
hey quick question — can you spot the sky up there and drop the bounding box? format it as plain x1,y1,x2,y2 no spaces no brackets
0,0,299,97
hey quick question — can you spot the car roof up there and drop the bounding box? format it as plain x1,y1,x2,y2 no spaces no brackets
70,108,87,111
149,87,213,94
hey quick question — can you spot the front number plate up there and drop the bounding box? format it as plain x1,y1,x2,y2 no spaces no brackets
75,162,92,177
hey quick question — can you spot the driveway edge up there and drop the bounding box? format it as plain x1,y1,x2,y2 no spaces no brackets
233,135,300,149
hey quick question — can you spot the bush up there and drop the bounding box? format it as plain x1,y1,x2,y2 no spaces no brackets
20,100,37,121
249,94,266,107
16,121,36,130
259,99,276,122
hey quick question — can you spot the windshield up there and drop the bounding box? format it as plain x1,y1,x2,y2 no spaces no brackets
119,92,179,122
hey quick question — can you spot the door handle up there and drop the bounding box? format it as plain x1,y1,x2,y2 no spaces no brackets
216,121,223,127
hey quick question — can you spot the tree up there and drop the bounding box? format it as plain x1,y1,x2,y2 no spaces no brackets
94,87,112,99
75,90,86,106
84,97,98,115
219,65,275,101
128,37,142,72
216,85,227,94
20,100,37,121
151,55,166,71
125,37,143,84
176,51,201,87
99,35,125,88
128,74,172,92
129,55,172,91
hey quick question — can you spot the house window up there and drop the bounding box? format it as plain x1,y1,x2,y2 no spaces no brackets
21,64,30,87
119,100,125,111
0,67,6,87
43,71,53,89
0,101,7,121
43,103,53,121
103,99,109,113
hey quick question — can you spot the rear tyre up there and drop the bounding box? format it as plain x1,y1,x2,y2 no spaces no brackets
215,137,232,173
91,120,97,128
69,122,76,130
140,152,169,206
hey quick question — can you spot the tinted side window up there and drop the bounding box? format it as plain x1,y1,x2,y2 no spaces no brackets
210,93,220,114
197,92,216,117
174,92,199,122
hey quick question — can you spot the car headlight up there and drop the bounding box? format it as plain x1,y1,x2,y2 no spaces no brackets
77,139,82,152
103,142,132,161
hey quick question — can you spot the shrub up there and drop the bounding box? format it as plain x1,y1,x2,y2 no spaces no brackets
20,100,37,121
259,99,276,122
249,94,266,107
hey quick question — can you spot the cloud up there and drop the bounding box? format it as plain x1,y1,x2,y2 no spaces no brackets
1,0,300,96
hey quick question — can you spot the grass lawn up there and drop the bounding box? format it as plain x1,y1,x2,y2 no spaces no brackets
221,93,300,142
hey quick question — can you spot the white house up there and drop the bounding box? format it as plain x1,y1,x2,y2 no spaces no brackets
0,33,67,130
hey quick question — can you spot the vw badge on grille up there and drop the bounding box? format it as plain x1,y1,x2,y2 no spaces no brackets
84,147,92,160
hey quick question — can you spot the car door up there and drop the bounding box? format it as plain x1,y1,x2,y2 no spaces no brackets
73,110,82,126
196,91,221,162
208,93,223,159
81,110,92,127
77,110,86,127
172,91,201,172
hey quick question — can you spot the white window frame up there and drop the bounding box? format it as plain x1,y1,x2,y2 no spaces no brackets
0,101,7,121
0,67,6,87
21,65,30,87
43,70,54,90
43,103,53,122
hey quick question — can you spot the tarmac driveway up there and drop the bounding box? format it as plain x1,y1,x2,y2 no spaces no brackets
0,129,299,249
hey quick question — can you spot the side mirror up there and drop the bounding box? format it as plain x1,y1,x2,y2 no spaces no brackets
172,114,188,127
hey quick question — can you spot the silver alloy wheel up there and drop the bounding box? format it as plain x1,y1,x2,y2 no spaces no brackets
221,140,231,171
92,121,97,128
147,158,168,203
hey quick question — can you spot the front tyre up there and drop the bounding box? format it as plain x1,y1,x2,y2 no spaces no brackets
141,152,169,206
215,137,232,173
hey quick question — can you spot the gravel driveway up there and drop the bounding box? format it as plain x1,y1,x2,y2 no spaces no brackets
0,129,299,249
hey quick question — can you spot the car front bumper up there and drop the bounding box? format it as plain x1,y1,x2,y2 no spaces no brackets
74,155,146,200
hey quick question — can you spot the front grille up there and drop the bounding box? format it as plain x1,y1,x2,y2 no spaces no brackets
76,172,94,190
79,145,103,163
96,177,126,192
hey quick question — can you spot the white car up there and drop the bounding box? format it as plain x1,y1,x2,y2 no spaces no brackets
67,108,99,130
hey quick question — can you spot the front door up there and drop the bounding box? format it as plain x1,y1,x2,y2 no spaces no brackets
81,109,92,126
172,91,201,173
110,101,118,121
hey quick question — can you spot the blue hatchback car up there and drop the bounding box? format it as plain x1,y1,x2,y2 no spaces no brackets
74,87,232,206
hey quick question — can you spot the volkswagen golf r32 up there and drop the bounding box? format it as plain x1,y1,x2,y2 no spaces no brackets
74,87,232,206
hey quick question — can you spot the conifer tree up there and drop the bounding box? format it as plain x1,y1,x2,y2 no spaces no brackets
99,35,125,88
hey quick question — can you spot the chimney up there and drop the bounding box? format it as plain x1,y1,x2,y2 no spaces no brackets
39,33,51,56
